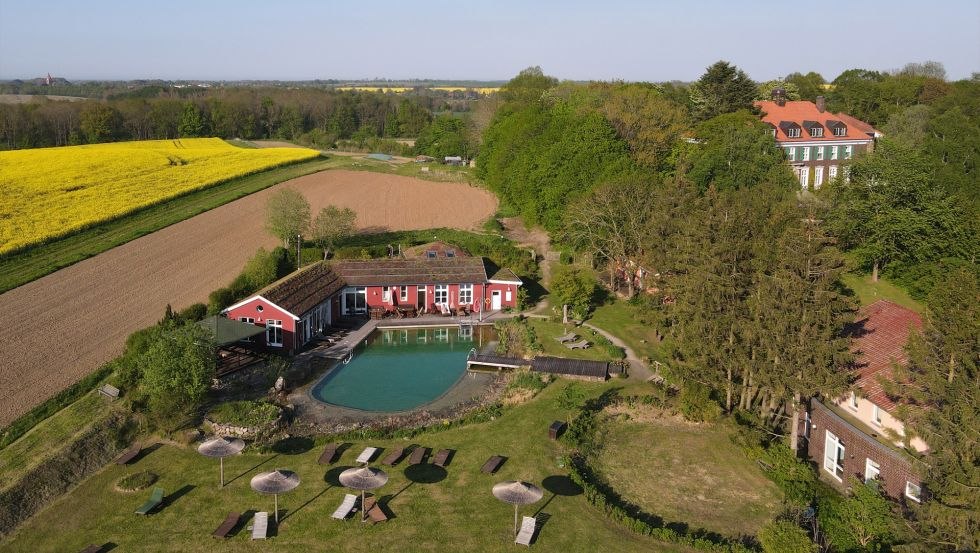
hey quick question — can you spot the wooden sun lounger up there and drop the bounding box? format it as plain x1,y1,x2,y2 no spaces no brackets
318,442,340,465
555,332,578,343
251,512,268,540
212,511,240,538
134,487,164,515
565,340,591,350
115,443,141,465
356,446,378,464
408,446,429,465
481,455,505,474
432,449,453,467
381,446,405,466
332,494,358,520
515,515,536,546
362,496,389,524
78,545,103,553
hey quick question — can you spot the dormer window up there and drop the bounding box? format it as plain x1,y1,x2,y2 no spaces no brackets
827,120,847,137
426,250,437,259
446,251,455,258
787,127,801,138
779,121,802,139
803,121,824,138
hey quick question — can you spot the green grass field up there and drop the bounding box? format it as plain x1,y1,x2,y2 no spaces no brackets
2,383,708,553
526,318,621,361
587,301,666,363
840,273,923,312
595,416,782,538
0,156,335,294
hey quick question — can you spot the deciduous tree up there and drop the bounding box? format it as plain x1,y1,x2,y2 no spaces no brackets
264,188,311,249
138,323,216,427
310,206,357,259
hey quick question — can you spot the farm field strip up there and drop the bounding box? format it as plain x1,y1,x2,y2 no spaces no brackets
0,170,497,426
0,138,319,254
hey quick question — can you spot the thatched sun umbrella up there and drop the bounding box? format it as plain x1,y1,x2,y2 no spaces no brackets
492,480,543,536
197,436,245,488
250,469,301,523
339,466,389,522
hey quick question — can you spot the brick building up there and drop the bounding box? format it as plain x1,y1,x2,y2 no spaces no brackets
804,301,927,502
756,90,881,190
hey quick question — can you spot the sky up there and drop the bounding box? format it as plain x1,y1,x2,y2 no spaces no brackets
1,0,978,82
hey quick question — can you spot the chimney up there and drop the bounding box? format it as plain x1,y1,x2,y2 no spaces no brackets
772,87,787,107
816,96,826,113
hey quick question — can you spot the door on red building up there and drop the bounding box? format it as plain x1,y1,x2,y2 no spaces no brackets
416,285,426,309
491,290,502,310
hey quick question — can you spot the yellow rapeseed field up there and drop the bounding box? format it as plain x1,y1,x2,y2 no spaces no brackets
0,138,319,254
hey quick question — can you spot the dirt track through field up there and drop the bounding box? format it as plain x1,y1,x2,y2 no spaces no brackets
0,170,497,426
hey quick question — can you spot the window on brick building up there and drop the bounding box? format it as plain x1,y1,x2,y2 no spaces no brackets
849,391,859,410
824,431,845,480
872,404,882,426
905,481,922,503
865,459,880,482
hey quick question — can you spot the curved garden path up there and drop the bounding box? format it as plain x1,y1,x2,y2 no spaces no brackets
0,170,497,426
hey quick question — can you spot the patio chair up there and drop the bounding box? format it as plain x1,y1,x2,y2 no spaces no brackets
481,455,505,474
408,446,429,465
555,332,578,343
115,443,141,465
565,340,591,350
362,496,389,524
381,446,405,466
331,494,358,520
355,446,378,464
432,448,453,468
212,512,240,538
250,512,268,540
134,487,164,515
515,516,537,546
318,442,340,465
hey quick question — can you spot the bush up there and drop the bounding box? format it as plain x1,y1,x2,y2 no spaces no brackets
758,520,816,553
507,369,547,393
138,323,216,429
752,444,817,507
176,303,207,323
678,382,722,422
494,317,540,357
208,400,281,428
117,471,158,492
550,265,600,319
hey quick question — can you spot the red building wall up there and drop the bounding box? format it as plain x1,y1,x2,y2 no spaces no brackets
223,297,298,352
356,283,519,313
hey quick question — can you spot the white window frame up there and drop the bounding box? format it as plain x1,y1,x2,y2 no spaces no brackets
434,284,449,306
829,165,838,180
238,317,255,342
787,127,801,138
799,167,810,188
844,145,853,159
382,286,392,303
905,481,922,502
849,391,859,411
400,286,408,302
801,146,810,161
833,126,846,137
872,405,882,426
816,146,824,160
266,319,283,347
831,145,839,160
865,459,880,482
505,289,512,302
814,166,824,189
824,431,845,481
787,147,796,162
458,284,473,305
810,126,823,138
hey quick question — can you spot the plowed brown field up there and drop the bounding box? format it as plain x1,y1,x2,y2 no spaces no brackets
0,170,497,425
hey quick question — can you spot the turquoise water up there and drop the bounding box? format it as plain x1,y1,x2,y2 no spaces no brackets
311,326,497,412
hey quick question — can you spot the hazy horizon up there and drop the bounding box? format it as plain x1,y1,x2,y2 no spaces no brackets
1,0,978,82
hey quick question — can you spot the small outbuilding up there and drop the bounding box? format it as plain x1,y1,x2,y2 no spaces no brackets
531,357,609,381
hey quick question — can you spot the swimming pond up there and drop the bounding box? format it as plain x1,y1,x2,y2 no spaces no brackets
310,326,497,412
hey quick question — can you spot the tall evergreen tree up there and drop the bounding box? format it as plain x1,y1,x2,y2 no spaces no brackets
689,61,757,121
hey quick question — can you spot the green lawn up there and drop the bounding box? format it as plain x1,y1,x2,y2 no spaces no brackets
0,156,336,294
588,301,666,363
0,392,111,491
595,415,782,538
2,383,698,553
840,273,923,313
526,318,620,361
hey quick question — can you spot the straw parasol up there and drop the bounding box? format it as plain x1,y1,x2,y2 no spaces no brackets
197,436,245,488
250,469,301,523
339,466,389,522
492,480,543,536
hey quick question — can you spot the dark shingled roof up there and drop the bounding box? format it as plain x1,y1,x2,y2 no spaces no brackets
260,262,345,318
332,258,489,286
531,357,609,380
489,267,522,283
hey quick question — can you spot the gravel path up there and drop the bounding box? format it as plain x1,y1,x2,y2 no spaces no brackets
0,170,497,426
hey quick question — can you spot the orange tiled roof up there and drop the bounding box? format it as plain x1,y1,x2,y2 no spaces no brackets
846,300,923,411
755,100,880,143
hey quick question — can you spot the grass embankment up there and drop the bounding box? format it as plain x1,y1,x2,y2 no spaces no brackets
0,392,111,491
0,156,334,294
526,318,622,362
840,273,923,312
595,416,782,538
588,301,666,363
3,383,700,553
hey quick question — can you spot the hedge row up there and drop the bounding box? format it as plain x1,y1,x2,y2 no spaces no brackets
0,412,133,537
0,361,115,449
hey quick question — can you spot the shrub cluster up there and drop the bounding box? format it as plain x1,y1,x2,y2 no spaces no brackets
207,247,292,314
116,471,158,492
208,400,281,428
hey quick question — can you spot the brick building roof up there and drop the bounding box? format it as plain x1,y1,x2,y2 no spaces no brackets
259,262,345,318
332,258,489,286
755,100,880,143
846,300,923,411
403,241,471,259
